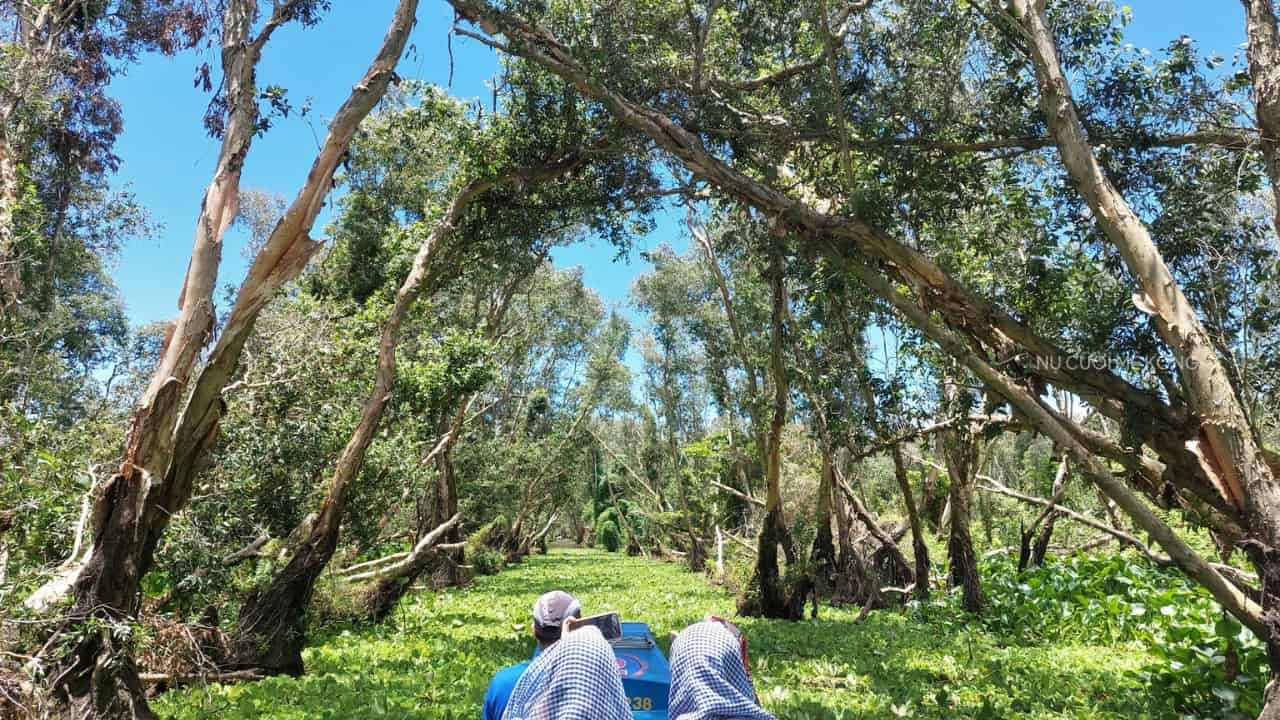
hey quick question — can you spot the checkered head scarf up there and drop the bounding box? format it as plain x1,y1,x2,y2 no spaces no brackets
501,626,631,720
669,621,776,720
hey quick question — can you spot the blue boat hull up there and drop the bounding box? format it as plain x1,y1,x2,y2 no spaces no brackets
617,622,671,720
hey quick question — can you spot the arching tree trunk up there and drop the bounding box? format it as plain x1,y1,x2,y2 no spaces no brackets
41,0,407,712
229,170,523,674
1009,1,1280,698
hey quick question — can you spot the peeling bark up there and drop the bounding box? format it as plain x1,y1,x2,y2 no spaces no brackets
359,514,463,621
40,4,424,710
1241,0,1280,238
46,3,272,714
1009,0,1280,680
230,152,584,674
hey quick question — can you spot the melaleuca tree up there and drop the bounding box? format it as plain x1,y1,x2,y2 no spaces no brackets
228,57,661,670
449,0,1280,710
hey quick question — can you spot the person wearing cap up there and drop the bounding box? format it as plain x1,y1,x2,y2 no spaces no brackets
482,590,583,720
499,625,632,720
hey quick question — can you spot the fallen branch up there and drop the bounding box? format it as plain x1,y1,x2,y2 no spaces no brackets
222,533,270,567
710,480,764,507
723,532,758,555
979,480,1259,595
846,417,962,463
344,513,464,584
835,475,915,586
335,551,411,578
979,480,1155,556
138,670,265,686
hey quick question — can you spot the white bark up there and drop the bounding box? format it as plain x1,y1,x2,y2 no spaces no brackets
343,514,463,584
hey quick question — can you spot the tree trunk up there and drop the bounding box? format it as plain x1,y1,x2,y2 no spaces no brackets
831,453,858,604
43,2,422,711
45,3,271,713
891,447,930,599
810,452,838,583
359,514,463,621
1010,0,1280,675
741,239,798,619
1241,0,1280,239
941,421,983,614
921,446,945,534
0,137,22,307
1261,676,1280,720
431,435,464,587
837,473,915,592
1030,456,1070,568
229,170,489,675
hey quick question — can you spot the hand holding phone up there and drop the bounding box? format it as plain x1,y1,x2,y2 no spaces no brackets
565,611,622,640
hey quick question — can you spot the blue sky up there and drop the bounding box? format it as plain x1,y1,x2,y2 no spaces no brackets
107,0,1247,334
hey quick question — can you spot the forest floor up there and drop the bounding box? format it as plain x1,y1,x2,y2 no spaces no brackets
153,549,1159,719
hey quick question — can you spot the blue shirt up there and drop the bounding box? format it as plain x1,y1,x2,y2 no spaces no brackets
482,660,530,720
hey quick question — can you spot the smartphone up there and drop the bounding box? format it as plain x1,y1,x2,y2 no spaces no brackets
567,611,622,640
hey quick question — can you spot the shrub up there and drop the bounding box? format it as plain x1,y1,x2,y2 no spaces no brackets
596,520,622,552
471,548,505,577
466,515,509,553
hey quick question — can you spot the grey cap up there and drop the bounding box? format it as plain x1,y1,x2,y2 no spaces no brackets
532,591,581,641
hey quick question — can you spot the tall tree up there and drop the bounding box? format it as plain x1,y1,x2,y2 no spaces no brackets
45,2,418,715
446,1,1280,712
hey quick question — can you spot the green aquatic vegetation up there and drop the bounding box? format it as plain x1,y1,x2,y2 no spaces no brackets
156,549,1191,719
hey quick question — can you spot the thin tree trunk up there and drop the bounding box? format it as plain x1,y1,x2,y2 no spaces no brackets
743,239,798,618
855,369,931,601
831,451,858,603
0,137,22,306
431,409,466,587
1031,456,1070,568
1241,0,1280,238
810,451,838,582
940,409,983,614
921,453,944,534
890,447,930,599
836,472,915,590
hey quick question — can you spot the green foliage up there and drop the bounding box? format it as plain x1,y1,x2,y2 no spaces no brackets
469,548,506,577
153,549,1201,719
396,329,497,417
978,554,1268,718
594,508,623,553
